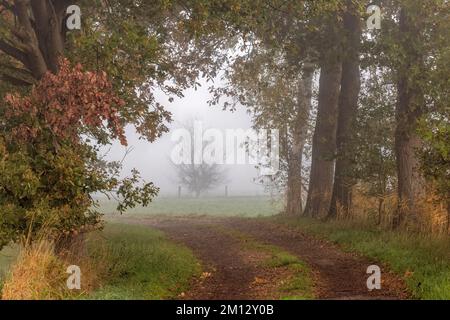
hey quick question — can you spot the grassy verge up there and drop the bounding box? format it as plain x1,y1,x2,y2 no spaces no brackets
86,223,200,300
273,217,450,300
1,223,200,300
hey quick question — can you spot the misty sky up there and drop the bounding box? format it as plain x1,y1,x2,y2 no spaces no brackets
104,80,267,197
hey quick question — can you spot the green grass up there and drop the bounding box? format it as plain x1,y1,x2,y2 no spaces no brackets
86,223,201,300
274,217,450,300
261,247,314,300
98,196,282,218
216,227,315,300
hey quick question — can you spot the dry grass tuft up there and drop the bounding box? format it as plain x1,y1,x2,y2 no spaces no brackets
1,241,67,300
1,234,106,300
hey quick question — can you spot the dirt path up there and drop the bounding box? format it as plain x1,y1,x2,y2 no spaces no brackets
131,216,409,300
144,217,256,299
222,218,409,299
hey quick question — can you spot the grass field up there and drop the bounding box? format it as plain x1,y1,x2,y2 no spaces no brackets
274,217,450,300
98,196,283,217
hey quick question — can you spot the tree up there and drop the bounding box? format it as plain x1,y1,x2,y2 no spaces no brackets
304,14,343,218
285,65,314,216
192,0,450,230
328,0,362,219
0,59,158,248
392,3,427,228
0,1,225,247
175,162,228,198
416,1,450,231
217,49,315,216
203,0,348,217
0,0,221,139
376,0,449,228
0,0,71,82
353,67,397,224
172,120,228,198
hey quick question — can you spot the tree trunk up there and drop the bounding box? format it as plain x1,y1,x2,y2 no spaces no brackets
0,0,72,83
30,0,66,74
328,3,362,220
286,148,303,216
393,126,425,228
304,60,342,218
392,8,426,229
286,65,314,216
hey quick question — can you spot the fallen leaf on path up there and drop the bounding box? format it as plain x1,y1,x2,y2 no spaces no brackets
253,277,268,285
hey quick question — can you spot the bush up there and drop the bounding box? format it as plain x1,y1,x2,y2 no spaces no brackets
0,60,158,249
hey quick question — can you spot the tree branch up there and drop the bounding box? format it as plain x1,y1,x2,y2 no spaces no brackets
0,59,34,77
0,38,27,64
1,73,33,86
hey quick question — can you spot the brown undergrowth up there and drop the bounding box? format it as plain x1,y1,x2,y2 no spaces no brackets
338,188,449,235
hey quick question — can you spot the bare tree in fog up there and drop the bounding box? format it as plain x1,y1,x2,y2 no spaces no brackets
172,119,228,197
175,162,228,198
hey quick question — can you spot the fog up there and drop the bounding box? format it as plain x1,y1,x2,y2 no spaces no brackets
104,80,267,197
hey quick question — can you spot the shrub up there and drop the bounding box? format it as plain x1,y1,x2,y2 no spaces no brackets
0,59,158,249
